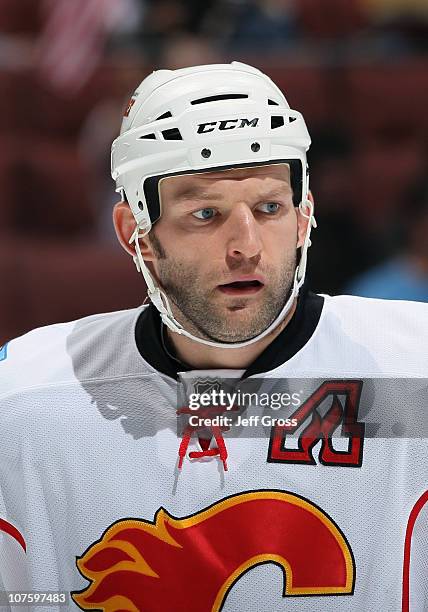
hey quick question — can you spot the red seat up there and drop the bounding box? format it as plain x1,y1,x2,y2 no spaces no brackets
26,62,143,140
263,65,330,129
351,145,425,224
0,239,147,342
21,240,147,332
0,71,26,135
0,237,27,344
297,0,367,38
27,71,103,140
0,0,42,34
0,139,21,230
346,59,428,146
10,142,96,237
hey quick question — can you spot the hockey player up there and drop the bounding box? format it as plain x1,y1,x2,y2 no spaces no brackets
0,62,427,611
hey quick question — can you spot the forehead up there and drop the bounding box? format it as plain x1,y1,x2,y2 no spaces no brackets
160,163,291,196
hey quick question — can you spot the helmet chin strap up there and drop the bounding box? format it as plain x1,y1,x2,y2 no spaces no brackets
129,199,316,350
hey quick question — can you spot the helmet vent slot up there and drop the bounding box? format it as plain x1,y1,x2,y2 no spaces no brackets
191,93,248,105
271,116,285,129
156,111,172,120
162,128,183,140
268,99,279,105
140,133,156,140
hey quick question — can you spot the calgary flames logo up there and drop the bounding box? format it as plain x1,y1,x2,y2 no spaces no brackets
72,490,355,611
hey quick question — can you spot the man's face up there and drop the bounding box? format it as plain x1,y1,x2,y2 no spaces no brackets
147,164,307,343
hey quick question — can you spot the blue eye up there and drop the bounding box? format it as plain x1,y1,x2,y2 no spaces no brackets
260,202,280,213
193,208,216,220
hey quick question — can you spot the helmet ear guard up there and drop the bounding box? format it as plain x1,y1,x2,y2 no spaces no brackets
297,199,317,283
113,62,316,348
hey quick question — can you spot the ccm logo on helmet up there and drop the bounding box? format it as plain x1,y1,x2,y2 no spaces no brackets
197,118,259,134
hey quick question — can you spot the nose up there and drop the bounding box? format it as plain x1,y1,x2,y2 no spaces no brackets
225,203,262,265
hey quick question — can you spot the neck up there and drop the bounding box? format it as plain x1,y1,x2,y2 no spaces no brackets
166,299,298,370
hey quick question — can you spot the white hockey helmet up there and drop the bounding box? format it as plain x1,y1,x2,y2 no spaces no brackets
111,61,316,348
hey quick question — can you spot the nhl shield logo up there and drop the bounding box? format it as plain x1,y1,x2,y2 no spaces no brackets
193,378,222,396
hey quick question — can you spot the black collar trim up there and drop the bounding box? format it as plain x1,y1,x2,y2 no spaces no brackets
135,286,324,380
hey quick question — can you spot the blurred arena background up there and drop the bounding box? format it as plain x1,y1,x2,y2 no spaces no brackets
1,0,427,345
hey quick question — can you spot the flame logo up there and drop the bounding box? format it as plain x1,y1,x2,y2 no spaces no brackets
73,490,354,611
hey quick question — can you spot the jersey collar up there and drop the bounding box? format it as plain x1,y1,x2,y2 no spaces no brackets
135,284,324,380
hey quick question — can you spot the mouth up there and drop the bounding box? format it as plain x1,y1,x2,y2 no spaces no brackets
217,279,265,295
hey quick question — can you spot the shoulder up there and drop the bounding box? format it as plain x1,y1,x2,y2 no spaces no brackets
0,307,144,401
318,294,428,374
324,293,428,330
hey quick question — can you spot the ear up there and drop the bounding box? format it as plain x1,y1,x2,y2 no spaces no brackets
296,190,315,248
113,201,156,261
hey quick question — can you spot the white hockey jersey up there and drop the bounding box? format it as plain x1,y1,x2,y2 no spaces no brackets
0,293,427,612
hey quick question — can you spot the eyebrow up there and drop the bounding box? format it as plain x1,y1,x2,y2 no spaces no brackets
175,187,224,203
175,185,292,204
258,186,293,200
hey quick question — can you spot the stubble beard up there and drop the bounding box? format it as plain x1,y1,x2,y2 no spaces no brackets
151,234,297,343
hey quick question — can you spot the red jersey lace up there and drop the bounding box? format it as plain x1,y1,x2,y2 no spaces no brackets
176,406,230,471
